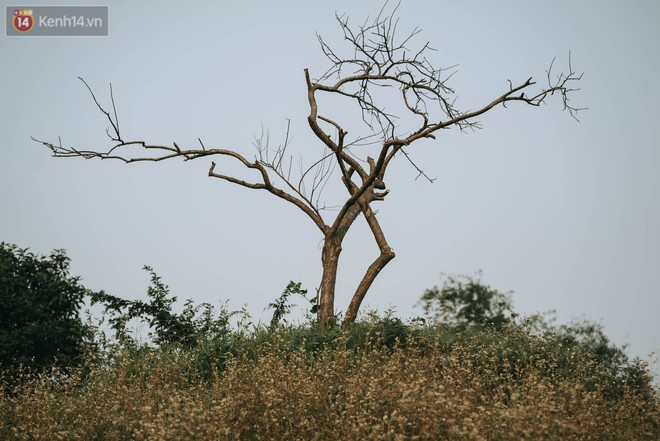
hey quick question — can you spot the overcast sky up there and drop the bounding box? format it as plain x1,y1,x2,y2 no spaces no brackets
2,1,658,370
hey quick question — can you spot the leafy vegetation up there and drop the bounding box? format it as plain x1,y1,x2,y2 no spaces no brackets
88,265,234,349
266,281,316,330
419,271,516,329
0,243,94,380
1,321,658,440
0,244,658,440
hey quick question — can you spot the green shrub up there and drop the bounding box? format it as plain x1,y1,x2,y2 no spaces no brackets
419,272,515,329
89,266,234,348
0,243,94,379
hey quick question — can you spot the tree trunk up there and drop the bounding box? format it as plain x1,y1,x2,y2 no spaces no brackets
318,237,342,327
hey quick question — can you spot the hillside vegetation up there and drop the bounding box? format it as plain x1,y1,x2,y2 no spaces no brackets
1,244,658,440
2,318,659,440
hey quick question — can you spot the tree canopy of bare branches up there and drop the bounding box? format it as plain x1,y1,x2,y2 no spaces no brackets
34,4,583,327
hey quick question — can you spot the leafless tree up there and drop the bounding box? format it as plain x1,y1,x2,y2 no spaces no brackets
34,5,583,327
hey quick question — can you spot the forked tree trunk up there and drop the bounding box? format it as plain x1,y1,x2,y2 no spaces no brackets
316,197,395,328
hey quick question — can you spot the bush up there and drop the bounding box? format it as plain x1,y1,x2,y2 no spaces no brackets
89,265,234,349
419,272,515,329
0,243,93,378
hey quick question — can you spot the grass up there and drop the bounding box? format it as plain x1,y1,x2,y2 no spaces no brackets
1,320,658,440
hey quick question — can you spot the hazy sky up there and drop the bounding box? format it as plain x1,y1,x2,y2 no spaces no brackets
2,1,658,368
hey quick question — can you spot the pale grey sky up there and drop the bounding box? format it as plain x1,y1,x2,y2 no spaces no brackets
1,1,658,368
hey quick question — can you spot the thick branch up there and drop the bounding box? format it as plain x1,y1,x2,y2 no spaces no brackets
304,68,367,181
343,199,395,326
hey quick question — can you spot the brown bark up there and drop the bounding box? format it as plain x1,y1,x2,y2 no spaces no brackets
316,196,363,327
343,202,395,326
318,238,341,327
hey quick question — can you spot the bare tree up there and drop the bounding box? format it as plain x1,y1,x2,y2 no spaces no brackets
34,5,583,328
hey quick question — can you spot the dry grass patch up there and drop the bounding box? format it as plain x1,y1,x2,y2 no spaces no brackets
1,327,658,440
